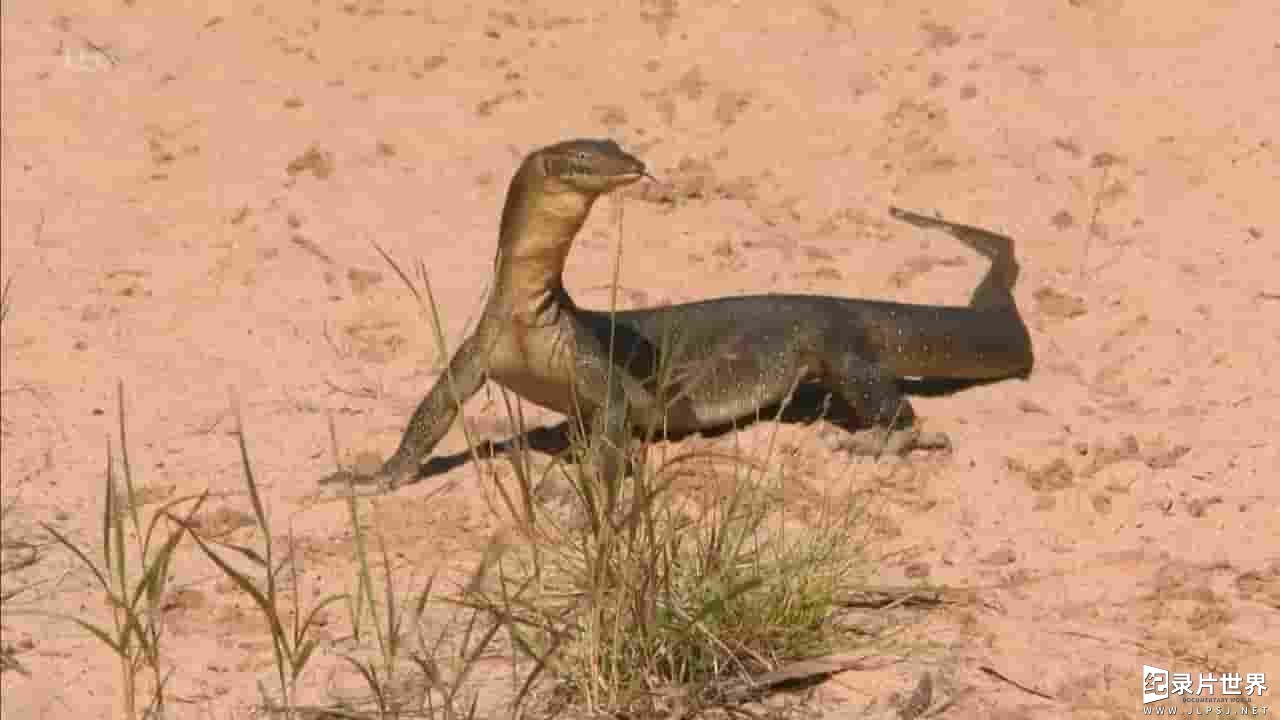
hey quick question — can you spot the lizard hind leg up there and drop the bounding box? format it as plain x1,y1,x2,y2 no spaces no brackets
818,352,951,457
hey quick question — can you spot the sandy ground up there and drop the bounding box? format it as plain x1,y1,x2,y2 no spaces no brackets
2,1,1278,718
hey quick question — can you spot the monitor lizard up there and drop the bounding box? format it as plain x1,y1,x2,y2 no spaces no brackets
323,138,1033,490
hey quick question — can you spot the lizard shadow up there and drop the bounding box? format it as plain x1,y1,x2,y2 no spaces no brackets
413,376,1003,481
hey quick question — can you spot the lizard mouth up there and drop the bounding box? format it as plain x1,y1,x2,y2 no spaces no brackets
608,170,651,187
620,169,659,184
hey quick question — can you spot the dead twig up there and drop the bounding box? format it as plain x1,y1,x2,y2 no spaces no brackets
323,378,378,400
979,664,1055,701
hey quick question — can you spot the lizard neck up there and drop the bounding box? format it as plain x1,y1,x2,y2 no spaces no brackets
488,155,596,323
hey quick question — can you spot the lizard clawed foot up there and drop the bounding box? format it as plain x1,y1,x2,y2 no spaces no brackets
317,468,383,496
318,454,414,494
830,426,952,458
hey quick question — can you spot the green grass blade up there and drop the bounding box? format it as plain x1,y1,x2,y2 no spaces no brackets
62,615,129,659
377,532,398,659
290,637,318,685
211,541,268,568
230,404,270,543
101,437,114,576
40,523,111,593
339,655,386,711
295,592,347,647
139,491,209,561
184,525,288,653
116,381,142,534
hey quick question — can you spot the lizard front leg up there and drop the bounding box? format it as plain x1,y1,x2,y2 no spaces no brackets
322,331,488,490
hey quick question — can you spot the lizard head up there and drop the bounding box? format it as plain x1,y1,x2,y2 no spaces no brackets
497,139,650,268
536,138,649,196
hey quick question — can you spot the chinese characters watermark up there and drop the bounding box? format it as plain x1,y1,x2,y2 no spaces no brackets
1144,665,1268,715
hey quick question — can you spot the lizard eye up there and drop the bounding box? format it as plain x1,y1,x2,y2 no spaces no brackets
559,150,592,176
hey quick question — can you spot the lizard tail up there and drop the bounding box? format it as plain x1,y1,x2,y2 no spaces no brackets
888,206,1020,310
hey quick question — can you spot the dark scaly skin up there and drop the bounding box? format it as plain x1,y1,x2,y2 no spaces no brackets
325,139,1033,490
